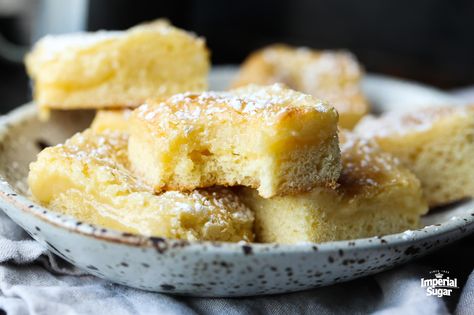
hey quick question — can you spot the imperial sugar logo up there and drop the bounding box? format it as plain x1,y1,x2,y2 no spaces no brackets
420,270,458,297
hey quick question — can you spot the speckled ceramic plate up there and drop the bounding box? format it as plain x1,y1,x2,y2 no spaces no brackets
0,69,472,297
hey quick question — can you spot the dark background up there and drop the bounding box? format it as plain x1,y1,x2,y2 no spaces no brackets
1,0,474,113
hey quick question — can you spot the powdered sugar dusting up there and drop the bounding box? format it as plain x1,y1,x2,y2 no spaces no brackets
338,132,413,197
35,31,123,57
137,84,333,126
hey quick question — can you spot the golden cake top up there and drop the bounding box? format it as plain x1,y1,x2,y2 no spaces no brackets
337,132,420,199
232,44,365,113
136,84,336,126
25,19,206,81
355,106,474,138
51,130,134,183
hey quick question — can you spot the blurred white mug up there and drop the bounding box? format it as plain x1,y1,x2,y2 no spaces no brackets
0,0,88,62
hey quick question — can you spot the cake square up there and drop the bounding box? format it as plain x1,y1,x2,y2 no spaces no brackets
91,109,133,133
128,84,341,198
355,105,474,206
28,130,254,242
25,20,209,116
237,132,428,243
232,44,369,129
